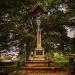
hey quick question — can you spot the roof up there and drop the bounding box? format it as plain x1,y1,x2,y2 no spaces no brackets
31,2,47,16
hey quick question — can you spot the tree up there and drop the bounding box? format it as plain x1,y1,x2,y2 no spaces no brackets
0,0,75,60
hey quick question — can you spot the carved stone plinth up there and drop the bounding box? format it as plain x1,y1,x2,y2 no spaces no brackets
33,56,45,61
33,46,45,60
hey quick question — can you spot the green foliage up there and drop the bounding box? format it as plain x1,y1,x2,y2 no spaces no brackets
0,0,75,59
46,51,69,70
16,55,26,69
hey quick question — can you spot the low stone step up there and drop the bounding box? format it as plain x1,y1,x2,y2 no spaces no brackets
22,60,58,67
20,66,60,70
20,60,60,72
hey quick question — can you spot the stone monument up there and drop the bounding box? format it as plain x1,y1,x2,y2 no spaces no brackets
20,1,60,75
29,1,47,61
33,17,45,60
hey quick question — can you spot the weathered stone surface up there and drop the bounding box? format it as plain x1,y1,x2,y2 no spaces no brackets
20,60,60,75
19,70,68,75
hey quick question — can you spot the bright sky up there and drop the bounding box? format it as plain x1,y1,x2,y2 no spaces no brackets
65,26,75,38
67,28,75,38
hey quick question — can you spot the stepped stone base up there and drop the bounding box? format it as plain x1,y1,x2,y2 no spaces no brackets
20,60,60,75
19,70,68,75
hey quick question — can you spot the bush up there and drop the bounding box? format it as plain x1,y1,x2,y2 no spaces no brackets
46,51,69,71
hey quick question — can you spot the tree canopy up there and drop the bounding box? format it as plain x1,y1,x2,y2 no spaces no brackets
0,0,75,59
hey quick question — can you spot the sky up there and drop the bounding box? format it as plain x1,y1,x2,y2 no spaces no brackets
67,28,75,38
58,4,75,38
65,26,75,38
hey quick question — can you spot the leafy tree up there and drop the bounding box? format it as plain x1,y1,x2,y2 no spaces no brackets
0,0,75,60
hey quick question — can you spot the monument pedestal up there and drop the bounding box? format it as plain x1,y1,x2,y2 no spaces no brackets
33,55,45,61
32,47,45,61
